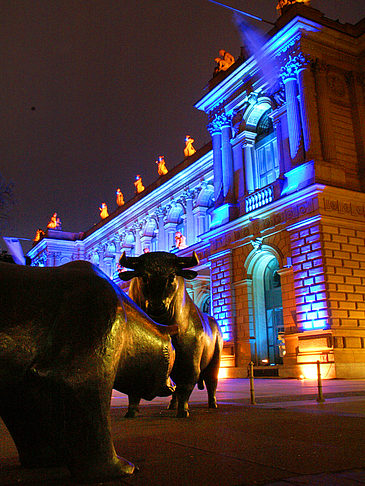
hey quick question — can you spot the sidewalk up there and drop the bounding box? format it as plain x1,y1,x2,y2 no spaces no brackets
1,378,365,485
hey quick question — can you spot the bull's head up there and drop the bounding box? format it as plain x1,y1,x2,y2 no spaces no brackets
118,251,199,317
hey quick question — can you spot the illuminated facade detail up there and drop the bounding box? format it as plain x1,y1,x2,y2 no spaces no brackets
184,136,196,157
156,156,168,176
28,4,365,378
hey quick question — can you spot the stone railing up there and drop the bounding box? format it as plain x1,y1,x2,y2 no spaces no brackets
244,180,282,213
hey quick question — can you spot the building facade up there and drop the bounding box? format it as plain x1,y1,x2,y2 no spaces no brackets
28,2,365,379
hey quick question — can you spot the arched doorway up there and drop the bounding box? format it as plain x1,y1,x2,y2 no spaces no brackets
264,259,284,364
246,247,284,365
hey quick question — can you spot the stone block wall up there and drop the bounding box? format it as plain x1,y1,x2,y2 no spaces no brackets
322,222,365,377
289,222,329,331
210,250,234,342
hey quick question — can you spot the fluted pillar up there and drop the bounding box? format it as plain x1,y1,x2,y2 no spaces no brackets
184,190,195,245
280,56,304,162
220,113,235,204
207,118,224,207
314,61,336,163
296,54,322,160
156,208,166,251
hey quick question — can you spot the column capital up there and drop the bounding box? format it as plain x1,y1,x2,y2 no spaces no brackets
241,130,256,147
207,112,233,134
280,54,310,83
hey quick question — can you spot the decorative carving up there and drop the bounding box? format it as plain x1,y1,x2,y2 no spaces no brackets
251,237,263,251
328,72,346,98
207,113,233,135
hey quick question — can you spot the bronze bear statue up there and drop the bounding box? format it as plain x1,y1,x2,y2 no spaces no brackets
0,261,175,482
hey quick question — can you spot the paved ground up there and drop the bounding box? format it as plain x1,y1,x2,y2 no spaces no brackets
1,378,365,485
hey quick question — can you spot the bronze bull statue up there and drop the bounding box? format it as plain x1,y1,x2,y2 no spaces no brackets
119,251,223,418
0,260,175,483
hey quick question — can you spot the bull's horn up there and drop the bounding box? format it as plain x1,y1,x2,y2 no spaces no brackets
177,251,199,268
119,251,140,269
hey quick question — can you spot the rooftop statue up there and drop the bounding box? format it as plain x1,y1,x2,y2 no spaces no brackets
116,188,125,207
47,212,62,230
184,135,196,157
156,155,168,176
99,202,109,219
34,228,45,243
276,0,311,14
134,174,145,194
214,49,235,74
0,260,175,481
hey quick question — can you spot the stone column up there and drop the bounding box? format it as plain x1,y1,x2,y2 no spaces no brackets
207,116,224,207
280,56,304,162
220,113,235,204
184,190,195,246
313,60,336,163
271,105,291,176
156,208,166,251
231,137,245,203
164,222,176,251
241,131,256,194
296,54,322,160
133,223,142,256
193,206,208,238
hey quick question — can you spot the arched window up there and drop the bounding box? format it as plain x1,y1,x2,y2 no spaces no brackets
254,110,279,190
201,295,211,314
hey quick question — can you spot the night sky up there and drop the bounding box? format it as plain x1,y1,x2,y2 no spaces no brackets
1,0,364,253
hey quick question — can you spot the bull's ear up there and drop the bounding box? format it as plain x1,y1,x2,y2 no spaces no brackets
118,270,139,281
177,269,198,280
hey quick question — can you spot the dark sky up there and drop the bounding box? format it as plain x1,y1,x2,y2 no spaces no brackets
1,0,364,252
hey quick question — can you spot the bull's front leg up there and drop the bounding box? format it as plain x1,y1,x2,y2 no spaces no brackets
125,395,141,418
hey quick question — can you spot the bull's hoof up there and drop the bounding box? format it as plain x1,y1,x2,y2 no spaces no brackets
125,409,138,418
208,399,218,409
167,402,177,410
73,456,135,483
176,409,189,418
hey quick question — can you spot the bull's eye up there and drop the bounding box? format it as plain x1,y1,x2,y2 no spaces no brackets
167,274,175,284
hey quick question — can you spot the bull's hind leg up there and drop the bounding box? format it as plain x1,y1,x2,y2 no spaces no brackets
175,383,196,418
167,390,178,410
201,341,221,409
